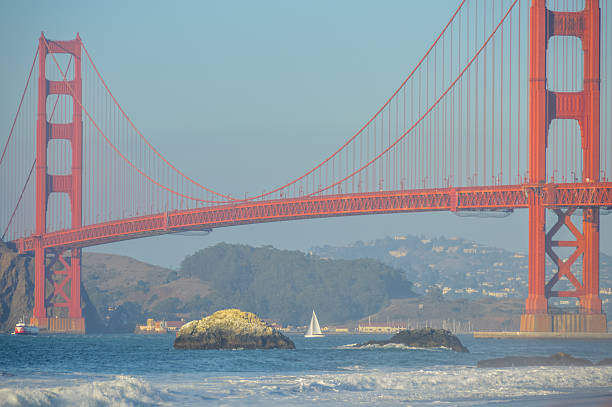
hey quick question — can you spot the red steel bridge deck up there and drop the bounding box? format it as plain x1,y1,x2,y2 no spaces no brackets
16,182,612,252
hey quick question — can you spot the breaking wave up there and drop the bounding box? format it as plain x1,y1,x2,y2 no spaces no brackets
337,343,452,351
1,367,610,406
286,366,612,398
0,375,166,407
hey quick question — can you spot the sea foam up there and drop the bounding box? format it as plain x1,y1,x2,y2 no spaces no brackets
191,366,612,405
1,367,610,407
0,375,165,407
337,343,451,351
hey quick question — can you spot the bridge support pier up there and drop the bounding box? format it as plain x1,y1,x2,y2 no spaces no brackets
521,0,606,333
29,33,85,334
30,247,85,334
31,245,48,329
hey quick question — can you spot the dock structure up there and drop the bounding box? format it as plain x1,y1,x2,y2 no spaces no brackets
474,331,612,340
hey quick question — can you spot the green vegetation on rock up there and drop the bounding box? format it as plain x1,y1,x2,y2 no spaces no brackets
174,309,295,350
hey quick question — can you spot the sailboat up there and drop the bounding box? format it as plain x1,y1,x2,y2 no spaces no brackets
304,310,325,338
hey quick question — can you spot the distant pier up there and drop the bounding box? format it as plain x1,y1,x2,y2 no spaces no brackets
473,331,612,340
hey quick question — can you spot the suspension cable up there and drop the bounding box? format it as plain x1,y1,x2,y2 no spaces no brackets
0,46,38,168
308,0,520,197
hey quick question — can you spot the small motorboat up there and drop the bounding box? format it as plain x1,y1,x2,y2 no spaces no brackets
12,320,39,335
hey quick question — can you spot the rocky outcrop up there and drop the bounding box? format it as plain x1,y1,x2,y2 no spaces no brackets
0,242,35,333
352,328,469,352
596,358,612,366
174,309,296,350
478,352,593,368
0,241,104,333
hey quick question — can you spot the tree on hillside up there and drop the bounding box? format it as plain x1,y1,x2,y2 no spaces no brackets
180,243,415,325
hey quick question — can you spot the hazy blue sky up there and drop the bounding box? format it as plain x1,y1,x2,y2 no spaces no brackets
1,1,610,268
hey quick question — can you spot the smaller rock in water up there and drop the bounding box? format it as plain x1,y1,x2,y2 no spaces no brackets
173,309,295,350
477,352,594,368
352,328,469,352
597,358,612,366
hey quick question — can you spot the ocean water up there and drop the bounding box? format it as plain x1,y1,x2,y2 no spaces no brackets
0,333,611,406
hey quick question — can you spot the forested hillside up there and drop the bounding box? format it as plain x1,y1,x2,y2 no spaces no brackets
77,243,415,328
180,243,415,325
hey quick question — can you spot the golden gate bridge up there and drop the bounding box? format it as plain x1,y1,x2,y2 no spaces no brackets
1,0,611,333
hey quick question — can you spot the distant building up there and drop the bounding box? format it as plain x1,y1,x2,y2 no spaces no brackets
165,321,185,332
135,318,166,333
278,325,295,332
389,249,408,258
334,327,350,333
135,318,185,334
358,323,407,334
484,291,508,298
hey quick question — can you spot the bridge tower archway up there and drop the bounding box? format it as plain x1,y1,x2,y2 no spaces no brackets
521,0,606,332
30,33,85,333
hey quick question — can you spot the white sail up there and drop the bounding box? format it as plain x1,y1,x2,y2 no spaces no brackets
304,310,324,337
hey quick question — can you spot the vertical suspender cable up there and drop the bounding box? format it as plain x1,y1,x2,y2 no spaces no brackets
484,0,488,185
509,6,513,184
518,0,522,182
467,0,471,184
458,9,463,185
492,0,496,184
475,0,480,185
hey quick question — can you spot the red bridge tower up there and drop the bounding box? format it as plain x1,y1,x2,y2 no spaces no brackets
521,0,606,332
30,34,85,333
